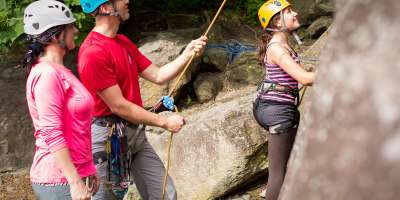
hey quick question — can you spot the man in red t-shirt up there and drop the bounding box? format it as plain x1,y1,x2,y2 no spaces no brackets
78,0,207,199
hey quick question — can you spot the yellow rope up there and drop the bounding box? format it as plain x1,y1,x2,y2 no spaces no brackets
161,0,228,198
168,0,229,97
161,107,178,200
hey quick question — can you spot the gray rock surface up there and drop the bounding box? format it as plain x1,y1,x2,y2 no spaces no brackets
305,16,332,39
280,0,400,200
138,32,197,108
0,74,34,172
224,52,264,89
143,90,267,200
193,72,223,103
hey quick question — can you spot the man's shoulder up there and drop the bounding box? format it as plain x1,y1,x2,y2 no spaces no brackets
117,34,138,48
80,32,110,51
79,38,109,59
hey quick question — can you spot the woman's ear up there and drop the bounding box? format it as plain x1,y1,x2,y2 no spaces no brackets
273,16,282,29
51,30,64,44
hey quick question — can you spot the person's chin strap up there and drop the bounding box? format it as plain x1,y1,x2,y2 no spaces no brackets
98,1,121,19
58,28,69,51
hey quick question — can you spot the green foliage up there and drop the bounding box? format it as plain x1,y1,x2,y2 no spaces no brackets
242,0,265,26
0,0,93,52
0,0,265,53
0,0,28,51
133,0,264,25
232,0,265,26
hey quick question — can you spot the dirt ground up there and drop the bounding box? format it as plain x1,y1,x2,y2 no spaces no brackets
0,170,36,200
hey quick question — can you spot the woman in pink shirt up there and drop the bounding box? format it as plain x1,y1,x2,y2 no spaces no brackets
22,1,99,199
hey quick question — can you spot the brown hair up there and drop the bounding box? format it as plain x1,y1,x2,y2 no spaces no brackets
257,14,281,66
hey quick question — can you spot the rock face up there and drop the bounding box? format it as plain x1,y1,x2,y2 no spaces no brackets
224,51,264,88
298,27,331,114
305,16,333,39
280,1,400,200
293,0,334,25
193,73,223,103
0,68,34,172
138,33,193,108
144,90,267,199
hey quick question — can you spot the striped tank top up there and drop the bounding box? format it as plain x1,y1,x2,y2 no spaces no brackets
260,42,300,104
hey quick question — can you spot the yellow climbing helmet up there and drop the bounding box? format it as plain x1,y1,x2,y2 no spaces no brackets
258,0,291,29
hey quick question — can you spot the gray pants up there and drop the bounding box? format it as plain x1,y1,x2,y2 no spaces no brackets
32,184,71,200
91,120,177,200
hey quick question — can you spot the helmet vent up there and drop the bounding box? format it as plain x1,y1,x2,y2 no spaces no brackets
85,3,91,8
33,23,40,30
65,11,71,18
48,5,54,8
61,6,65,11
55,5,59,8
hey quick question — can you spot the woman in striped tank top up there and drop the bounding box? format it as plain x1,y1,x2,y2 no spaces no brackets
253,1,316,200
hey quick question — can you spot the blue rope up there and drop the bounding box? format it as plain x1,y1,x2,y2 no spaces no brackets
206,39,257,64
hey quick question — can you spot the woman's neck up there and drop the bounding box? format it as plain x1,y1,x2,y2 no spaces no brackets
271,31,289,44
40,44,65,65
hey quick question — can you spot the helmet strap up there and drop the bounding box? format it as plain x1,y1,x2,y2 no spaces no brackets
280,10,289,32
97,1,121,19
265,10,303,45
55,28,69,51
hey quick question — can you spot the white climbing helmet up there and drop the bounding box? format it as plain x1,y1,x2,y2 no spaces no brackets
23,0,76,35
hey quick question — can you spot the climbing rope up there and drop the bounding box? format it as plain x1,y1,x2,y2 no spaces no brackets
297,57,319,106
158,0,229,199
168,0,228,98
161,106,178,200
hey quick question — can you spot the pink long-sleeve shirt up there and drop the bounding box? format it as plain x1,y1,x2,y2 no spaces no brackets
26,60,96,183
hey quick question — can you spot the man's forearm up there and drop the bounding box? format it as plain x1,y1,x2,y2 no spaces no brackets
155,53,192,84
112,100,167,128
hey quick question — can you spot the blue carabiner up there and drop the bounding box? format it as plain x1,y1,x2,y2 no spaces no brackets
162,96,175,111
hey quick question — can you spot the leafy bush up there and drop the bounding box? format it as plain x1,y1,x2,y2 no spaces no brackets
0,0,265,53
0,0,93,52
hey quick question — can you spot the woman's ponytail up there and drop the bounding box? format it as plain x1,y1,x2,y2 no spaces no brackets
257,32,273,66
21,41,44,74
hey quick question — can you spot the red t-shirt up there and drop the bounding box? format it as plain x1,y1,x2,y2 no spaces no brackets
78,31,152,117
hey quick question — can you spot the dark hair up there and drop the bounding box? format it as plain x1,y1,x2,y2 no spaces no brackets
21,42,44,74
21,25,65,75
257,14,281,66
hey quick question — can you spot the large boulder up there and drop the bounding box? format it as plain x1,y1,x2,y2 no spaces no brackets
141,89,267,199
280,0,400,200
202,48,230,72
138,33,200,108
224,52,264,89
305,16,333,39
193,72,223,103
292,0,334,25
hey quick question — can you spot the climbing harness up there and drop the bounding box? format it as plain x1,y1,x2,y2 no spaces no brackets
149,0,229,199
92,116,131,199
257,80,300,106
258,81,299,95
